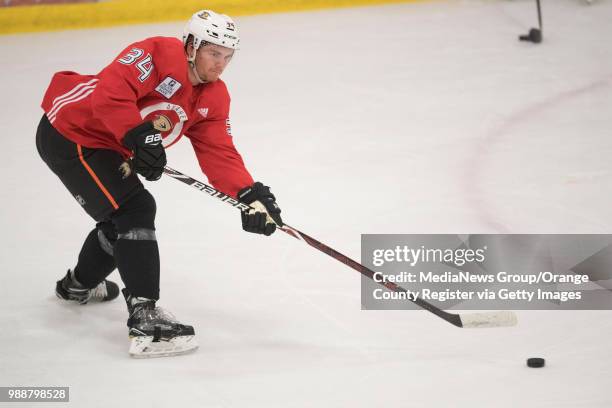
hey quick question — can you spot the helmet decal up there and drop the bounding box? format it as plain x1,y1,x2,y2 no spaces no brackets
183,9,240,50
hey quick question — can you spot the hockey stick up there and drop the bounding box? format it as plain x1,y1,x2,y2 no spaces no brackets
163,166,517,329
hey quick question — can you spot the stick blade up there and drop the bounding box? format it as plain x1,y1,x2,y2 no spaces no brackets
459,311,518,328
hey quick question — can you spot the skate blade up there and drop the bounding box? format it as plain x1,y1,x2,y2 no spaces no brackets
129,335,198,358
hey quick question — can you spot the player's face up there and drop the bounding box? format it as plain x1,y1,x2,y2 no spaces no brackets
195,44,234,82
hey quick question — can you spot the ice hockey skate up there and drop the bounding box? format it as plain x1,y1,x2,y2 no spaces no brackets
123,289,198,358
55,269,120,304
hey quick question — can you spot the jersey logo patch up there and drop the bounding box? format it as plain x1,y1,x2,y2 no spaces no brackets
226,118,232,137
198,108,209,118
152,114,172,132
155,76,182,99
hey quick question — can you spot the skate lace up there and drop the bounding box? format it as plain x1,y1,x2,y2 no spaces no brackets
132,305,178,330
87,282,108,301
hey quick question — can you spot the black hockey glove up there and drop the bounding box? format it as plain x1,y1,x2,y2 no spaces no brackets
237,182,283,236
122,121,167,181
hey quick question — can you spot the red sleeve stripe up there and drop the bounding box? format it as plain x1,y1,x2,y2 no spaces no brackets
48,85,97,123
50,78,98,106
76,144,120,210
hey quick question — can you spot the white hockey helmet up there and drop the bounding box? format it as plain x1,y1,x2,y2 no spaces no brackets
182,10,240,51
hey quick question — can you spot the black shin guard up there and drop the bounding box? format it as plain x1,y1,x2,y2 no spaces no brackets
114,238,160,300
73,224,117,289
111,189,160,300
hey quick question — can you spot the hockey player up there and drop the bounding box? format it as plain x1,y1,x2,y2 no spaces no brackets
36,10,282,357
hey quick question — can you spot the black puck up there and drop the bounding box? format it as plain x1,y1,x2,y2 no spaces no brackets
527,358,545,368
519,28,542,44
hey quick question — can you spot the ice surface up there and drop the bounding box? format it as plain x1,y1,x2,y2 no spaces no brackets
1,0,611,407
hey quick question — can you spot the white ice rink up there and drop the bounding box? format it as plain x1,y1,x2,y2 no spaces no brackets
1,0,612,406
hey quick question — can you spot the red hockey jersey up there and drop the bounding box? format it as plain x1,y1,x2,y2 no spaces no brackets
41,36,253,197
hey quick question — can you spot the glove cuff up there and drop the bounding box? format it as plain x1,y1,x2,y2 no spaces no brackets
122,121,157,150
237,182,272,204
